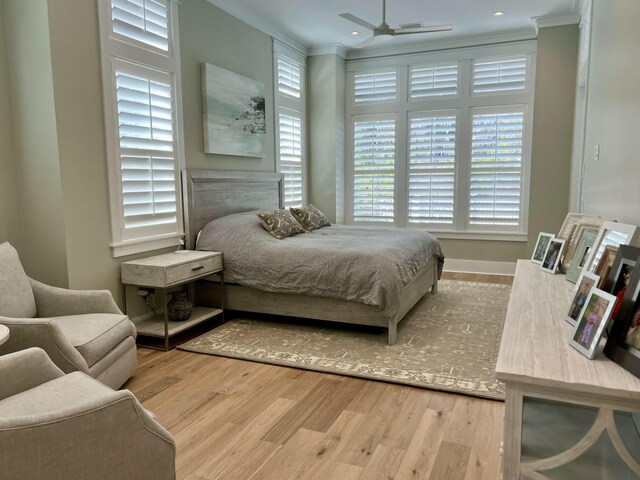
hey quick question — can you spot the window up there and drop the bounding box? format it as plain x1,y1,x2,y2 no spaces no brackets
408,113,456,224
346,45,535,236
274,41,307,208
352,117,396,223
98,0,184,256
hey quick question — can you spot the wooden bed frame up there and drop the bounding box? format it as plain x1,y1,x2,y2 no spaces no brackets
182,170,439,345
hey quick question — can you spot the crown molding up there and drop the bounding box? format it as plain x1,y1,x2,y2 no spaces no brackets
203,0,309,56
345,28,537,61
532,14,581,33
308,44,348,58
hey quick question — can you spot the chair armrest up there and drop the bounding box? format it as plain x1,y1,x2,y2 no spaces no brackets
30,278,123,317
0,317,89,374
0,347,64,401
0,386,176,480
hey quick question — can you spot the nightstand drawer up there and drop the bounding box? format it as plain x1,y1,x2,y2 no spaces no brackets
165,254,222,285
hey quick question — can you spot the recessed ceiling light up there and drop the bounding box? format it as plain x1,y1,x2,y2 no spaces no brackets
351,31,359,36
494,11,505,16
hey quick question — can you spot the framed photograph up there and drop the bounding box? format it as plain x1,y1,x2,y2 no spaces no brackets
562,219,604,273
601,245,640,295
565,228,599,283
569,288,617,359
583,221,640,276
594,245,619,289
531,232,555,265
604,265,640,377
540,238,566,274
566,271,600,326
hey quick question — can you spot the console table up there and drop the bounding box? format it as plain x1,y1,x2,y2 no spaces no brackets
496,260,640,479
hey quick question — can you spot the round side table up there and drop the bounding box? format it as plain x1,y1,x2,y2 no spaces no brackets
0,324,9,346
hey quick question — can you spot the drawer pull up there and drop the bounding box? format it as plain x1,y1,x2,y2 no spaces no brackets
191,266,205,271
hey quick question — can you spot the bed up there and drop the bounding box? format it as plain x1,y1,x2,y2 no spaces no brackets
182,170,444,345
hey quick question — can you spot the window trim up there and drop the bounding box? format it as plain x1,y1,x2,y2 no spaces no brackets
273,40,307,207
98,0,186,258
345,42,536,238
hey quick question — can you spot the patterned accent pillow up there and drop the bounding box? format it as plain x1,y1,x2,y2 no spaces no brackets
289,204,331,231
256,209,306,239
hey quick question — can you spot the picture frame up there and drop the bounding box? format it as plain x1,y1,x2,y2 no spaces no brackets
561,218,604,272
594,245,619,289
531,232,555,265
565,228,599,283
604,264,640,377
582,221,640,276
601,245,640,296
569,288,617,359
566,271,600,326
540,238,566,274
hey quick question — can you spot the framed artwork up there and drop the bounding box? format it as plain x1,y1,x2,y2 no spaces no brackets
561,218,604,272
594,245,619,289
583,221,640,276
569,288,617,359
531,232,554,265
566,271,600,327
565,228,599,283
557,213,602,244
201,63,266,157
540,238,566,274
604,264,640,377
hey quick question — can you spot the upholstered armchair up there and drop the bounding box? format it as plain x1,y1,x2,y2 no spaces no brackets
0,242,137,389
0,347,175,480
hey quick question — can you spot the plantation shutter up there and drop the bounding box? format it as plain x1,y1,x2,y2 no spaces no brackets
473,57,527,93
588,231,631,273
277,59,301,99
111,0,169,52
278,113,303,207
469,109,524,227
410,64,458,98
353,118,396,222
354,71,397,103
408,114,456,224
115,65,178,231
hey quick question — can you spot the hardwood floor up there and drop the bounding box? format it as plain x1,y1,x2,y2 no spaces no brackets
124,274,511,480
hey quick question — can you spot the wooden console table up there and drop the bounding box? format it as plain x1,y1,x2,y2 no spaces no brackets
496,260,640,479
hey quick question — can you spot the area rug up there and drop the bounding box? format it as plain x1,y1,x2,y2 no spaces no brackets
179,280,510,400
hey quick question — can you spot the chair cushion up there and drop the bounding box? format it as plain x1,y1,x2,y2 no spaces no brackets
0,242,36,318
50,314,136,368
0,371,113,418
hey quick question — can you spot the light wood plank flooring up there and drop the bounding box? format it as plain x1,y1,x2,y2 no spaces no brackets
124,274,512,480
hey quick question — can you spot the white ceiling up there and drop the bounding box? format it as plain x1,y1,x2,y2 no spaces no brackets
208,0,579,53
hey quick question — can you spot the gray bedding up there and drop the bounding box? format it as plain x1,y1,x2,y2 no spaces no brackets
196,211,444,318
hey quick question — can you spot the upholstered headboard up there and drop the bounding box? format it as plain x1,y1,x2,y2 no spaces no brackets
181,170,284,249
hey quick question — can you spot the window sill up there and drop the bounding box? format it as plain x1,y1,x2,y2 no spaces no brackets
111,234,183,258
431,231,528,242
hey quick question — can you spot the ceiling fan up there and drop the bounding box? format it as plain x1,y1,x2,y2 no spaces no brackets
340,0,453,49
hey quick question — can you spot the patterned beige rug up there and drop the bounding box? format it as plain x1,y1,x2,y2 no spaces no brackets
179,280,510,400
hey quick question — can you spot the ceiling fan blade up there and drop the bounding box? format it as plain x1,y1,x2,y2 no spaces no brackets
352,36,378,49
339,13,378,31
394,24,453,35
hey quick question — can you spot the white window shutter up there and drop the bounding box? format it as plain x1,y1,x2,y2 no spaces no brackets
115,68,178,231
278,113,303,207
354,71,397,103
470,110,524,226
473,57,527,93
353,119,396,222
277,58,301,99
408,115,456,224
111,0,170,52
410,64,458,98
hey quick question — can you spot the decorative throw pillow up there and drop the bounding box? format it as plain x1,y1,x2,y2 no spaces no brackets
256,209,306,239
289,204,331,231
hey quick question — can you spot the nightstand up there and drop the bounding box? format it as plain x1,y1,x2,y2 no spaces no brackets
121,251,223,351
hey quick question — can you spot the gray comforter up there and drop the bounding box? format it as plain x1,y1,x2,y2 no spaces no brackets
196,211,444,318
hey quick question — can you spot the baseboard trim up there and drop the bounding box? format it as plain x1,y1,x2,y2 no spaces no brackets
443,259,516,275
